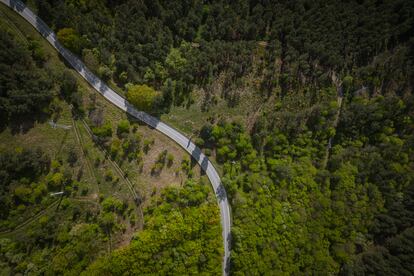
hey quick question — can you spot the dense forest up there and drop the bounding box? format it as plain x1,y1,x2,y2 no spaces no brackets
0,27,52,130
30,0,413,105
85,180,222,275
0,7,221,274
1,0,414,274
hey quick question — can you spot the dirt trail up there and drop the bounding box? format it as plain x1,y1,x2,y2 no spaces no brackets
80,120,144,229
0,200,60,238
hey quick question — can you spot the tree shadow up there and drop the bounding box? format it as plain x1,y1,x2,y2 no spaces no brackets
125,103,160,129
8,0,25,12
215,183,227,202
8,0,53,39
2,111,50,135
189,145,228,201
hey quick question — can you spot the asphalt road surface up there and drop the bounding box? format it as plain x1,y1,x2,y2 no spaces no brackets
0,0,231,274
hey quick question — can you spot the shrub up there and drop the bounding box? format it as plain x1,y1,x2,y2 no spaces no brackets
110,138,121,158
102,197,124,214
14,186,32,203
92,123,112,138
167,153,174,167
105,170,114,182
194,137,205,147
143,139,154,153
49,172,64,188
67,148,78,166
98,65,112,81
181,158,192,176
117,120,130,137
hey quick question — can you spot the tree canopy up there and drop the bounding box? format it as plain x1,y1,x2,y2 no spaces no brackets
126,84,161,112
0,28,52,128
84,180,222,275
57,27,83,54
2,0,414,274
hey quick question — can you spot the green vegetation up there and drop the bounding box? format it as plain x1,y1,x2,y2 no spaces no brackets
1,0,414,274
28,0,413,120
166,153,174,167
85,180,222,275
151,149,168,175
56,27,83,54
198,104,414,274
0,200,106,275
0,148,51,230
0,5,213,275
126,84,161,113
116,119,130,137
0,29,52,129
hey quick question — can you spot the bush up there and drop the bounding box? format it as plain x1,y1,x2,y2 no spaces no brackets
67,148,78,166
14,186,32,203
60,70,78,101
194,137,205,147
151,162,164,176
49,172,64,188
143,139,154,153
33,183,47,202
157,150,168,164
94,157,102,167
130,213,137,226
167,153,174,167
151,150,168,175
117,120,130,137
181,158,192,177
110,138,121,158
99,212,116,232
105,170,114,182
51,160,61,171
98,65,112,81
92,123,113,139
102,197,124,214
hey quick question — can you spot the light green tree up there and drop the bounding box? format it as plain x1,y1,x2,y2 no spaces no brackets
126,84,160,112
165,47,187,77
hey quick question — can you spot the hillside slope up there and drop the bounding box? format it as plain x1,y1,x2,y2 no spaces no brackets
0,4,221,275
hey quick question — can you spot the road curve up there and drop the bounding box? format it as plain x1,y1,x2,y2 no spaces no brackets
0,0,231,274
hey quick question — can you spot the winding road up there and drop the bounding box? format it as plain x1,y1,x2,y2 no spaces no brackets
0,0,231,274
